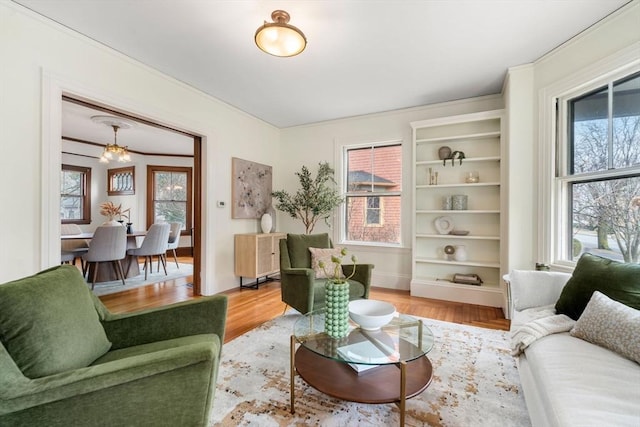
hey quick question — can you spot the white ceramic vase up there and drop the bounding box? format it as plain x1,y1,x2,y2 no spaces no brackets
102,219,122,226
260,213,272,234
266,206,276,232
453,245,468,261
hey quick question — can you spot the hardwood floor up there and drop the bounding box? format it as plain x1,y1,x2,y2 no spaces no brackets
99,260,510,343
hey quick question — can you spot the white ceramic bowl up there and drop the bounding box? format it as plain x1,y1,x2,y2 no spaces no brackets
348,300,396,331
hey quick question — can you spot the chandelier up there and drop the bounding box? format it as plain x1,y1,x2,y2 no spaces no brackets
91,115,134,163
255,10,307,57
99,125,131,163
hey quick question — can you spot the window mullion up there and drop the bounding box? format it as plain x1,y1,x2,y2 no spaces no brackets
607,82,614,170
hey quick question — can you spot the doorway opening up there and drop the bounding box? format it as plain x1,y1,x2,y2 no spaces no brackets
60,96,203,295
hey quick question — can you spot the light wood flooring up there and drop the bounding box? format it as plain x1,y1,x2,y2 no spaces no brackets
98,257,510,343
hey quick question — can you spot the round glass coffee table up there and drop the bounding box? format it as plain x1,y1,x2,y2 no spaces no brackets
290,308,434,426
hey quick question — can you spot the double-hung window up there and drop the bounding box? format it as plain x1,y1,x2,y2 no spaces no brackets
147,166,192,233
556,71,640,264
60,164,91,224
343,142,402,245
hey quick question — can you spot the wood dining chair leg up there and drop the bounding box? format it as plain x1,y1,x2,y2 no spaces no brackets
160,254,168,275
115,260,126,286
91,263,99,290
171,249,179,269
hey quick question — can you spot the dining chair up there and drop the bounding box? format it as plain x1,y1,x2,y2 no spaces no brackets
60,251,75,265
127,223,171,280
167,222,182,269
61,223,89,269
82,225,127,290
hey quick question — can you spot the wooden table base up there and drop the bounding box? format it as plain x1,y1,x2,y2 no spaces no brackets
290,336,433,426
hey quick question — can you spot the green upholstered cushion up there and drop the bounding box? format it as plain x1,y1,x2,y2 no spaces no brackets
286,233,331,268
555,253,640,320
0,265,111,378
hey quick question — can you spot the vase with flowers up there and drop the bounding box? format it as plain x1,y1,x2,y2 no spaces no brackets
100,202,124,226
319,248,357,339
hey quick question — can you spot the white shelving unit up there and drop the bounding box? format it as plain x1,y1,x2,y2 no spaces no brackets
410,110,506,309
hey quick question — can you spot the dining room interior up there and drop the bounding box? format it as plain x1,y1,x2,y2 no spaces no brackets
60,97,199,295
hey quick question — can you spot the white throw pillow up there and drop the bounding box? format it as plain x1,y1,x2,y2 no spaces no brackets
509,270,571,311
309,247,345,279
570,291,640,364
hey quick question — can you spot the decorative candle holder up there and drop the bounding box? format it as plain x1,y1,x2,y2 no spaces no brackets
465,171,480,183
442,195,452,210
452,194,468,210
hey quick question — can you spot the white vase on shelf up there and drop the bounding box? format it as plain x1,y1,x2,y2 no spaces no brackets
266,206,276,232
453,245,468,262
260,213,272,234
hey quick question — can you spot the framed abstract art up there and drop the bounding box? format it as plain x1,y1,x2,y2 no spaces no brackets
231,157,272,219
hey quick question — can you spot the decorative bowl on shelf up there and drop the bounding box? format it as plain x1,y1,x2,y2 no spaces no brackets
450,230,470,236
348,300,396,331
434,216,454,234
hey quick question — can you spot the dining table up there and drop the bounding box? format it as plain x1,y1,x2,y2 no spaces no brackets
61,230,147,283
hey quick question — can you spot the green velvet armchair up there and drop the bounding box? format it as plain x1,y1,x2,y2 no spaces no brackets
279,233,373,314
0,265,227,427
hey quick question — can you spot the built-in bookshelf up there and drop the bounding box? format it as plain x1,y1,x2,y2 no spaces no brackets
411,110,506,308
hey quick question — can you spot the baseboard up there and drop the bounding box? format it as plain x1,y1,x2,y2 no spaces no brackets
371,272,411,291
410,279,504,308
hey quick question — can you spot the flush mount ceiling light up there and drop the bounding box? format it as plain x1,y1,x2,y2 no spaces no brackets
91,115,135,163
255,10,307,57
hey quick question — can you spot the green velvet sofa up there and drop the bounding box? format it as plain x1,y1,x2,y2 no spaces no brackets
0,265,227,427
279,233,373,314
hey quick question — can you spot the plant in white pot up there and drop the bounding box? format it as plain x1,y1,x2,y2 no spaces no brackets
272,162,343,234
99,201,123,225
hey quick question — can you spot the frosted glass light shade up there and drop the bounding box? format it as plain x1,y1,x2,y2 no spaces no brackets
255,10,306,57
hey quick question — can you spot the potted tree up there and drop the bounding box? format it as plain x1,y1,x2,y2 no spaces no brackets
272,162,343,234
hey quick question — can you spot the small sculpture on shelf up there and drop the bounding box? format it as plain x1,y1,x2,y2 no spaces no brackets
442,150,466,166
438,146,452,160
444,245,456,261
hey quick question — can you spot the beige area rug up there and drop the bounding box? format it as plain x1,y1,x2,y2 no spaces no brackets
210,312,531,426
90,262,193,296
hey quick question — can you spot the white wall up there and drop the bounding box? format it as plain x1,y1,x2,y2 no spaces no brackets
276,0,640,289
278,96,504,289
504,0,640,270
503,64,535,270
2,0,637,297
0,3,280,294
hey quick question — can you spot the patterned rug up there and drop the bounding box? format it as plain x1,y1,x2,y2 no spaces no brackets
91,263,193,296
210,312,530,426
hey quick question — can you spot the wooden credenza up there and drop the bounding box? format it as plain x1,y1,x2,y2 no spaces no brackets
234,232,286,288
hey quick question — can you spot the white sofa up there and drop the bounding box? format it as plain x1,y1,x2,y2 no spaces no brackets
508,270,640,427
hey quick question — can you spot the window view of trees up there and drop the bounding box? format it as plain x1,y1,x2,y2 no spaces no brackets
60,164,91,223
569,72,640,263
345,143,401,244
149,167,192,231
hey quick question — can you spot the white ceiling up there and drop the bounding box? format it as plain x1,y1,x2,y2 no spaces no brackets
62,100,194,157
14,0,631,153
